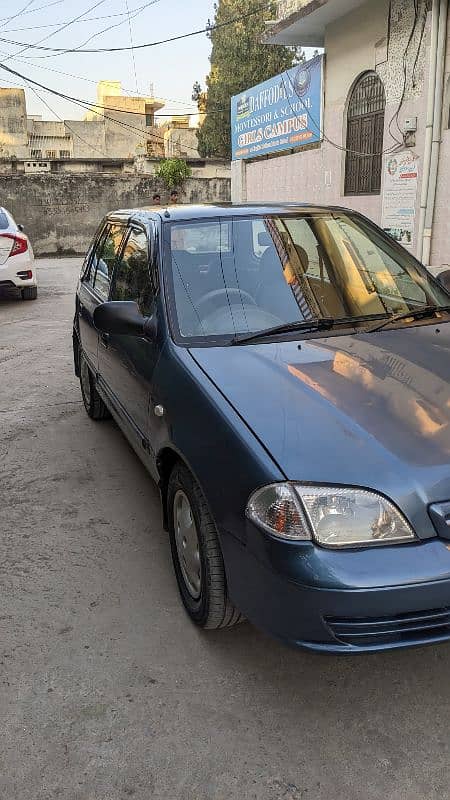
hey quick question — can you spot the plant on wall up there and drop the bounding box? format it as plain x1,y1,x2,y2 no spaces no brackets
155,158,192,189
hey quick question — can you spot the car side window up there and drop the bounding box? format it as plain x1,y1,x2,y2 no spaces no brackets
91,223,125,300
110,227,154,316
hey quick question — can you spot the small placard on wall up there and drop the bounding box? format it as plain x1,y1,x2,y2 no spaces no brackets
381,151,419,248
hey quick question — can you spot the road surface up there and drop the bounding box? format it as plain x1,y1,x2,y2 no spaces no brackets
1,259,449,800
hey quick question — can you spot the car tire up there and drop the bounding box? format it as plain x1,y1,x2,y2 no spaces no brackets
79,352,111,421
168,463,243,630
22,286,37,300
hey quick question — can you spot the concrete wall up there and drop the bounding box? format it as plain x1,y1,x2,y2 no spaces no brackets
135,156,231,180
0,174,231,256
0,155,231,177
240,0,450,269
69,121,106,158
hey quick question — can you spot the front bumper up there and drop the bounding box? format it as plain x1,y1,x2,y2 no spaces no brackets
221,522,450,653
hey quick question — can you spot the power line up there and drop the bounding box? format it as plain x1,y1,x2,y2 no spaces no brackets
28,84,107,157
1,0,109,63
125,0,139,94
40,0,163,62
0,62,204,157
0,1,274,54
0,61,227,117
2,3,151,32
1,1,38,29
0,47,201,109
0,1,65,23
280,67,401,158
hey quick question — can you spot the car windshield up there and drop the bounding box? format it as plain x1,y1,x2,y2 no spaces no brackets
165,212,450,342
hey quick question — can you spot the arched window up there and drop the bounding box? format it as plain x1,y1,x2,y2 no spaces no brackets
344,72,385,196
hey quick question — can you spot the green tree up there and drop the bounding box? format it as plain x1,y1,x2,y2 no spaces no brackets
195,0,297,159
155,158,192,189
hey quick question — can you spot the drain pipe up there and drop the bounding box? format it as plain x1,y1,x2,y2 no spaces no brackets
421,0,448,266
417,0,440,262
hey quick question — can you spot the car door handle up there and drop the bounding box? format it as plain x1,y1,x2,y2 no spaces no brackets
100,332,109,348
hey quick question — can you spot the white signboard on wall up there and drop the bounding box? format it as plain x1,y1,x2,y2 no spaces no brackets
381,151,419,247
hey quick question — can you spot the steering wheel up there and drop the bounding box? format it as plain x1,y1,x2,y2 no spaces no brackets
195,288,256,319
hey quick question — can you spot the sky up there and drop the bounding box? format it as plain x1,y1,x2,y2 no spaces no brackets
0,0,217,121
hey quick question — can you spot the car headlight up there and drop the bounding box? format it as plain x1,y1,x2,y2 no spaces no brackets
246,483,416,548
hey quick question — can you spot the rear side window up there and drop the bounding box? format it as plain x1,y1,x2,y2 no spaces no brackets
88,223,125,300
0,210,10,230
111,228,154,315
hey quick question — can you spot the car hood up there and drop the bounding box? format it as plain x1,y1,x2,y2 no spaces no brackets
190,324,450,538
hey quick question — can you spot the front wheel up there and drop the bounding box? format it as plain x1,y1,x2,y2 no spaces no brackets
168,463,243,629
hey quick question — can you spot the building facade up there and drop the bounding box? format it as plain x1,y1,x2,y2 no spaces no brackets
232,0,450,271
0,81,167,162
163,116,201,159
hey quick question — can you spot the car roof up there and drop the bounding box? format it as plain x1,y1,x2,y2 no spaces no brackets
107,202,358,224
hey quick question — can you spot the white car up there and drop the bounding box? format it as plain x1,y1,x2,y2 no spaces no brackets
0,206,37,300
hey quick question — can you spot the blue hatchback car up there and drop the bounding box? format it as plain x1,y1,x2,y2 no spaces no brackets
73,203,450,653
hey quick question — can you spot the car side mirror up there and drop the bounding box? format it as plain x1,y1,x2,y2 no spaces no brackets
436,269,450,294
17,224,24,232
93,301,156,339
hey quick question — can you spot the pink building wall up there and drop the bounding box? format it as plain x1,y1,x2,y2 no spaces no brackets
242,1,449,270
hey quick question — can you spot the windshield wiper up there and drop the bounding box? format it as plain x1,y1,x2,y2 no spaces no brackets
230,318,335,345
366,304,450,333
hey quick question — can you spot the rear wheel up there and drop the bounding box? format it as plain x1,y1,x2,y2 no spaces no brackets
168,463,243,629
22,286,37,300
79,352,110,420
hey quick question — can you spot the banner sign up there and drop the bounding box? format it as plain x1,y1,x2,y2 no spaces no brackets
381,151,419,247
231,55,323,161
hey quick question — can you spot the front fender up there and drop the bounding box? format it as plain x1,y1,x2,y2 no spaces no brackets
152,341,284,544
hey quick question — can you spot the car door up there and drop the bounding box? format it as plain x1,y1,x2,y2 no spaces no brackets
97,222,160,451
78,222,126,371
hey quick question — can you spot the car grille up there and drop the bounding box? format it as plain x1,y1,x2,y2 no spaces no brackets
326,607,450,647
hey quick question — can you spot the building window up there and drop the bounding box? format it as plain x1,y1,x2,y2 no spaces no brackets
45,150,57,159
31,149,42,159
145,113,154,127
344,71,385,196
59,150,70,159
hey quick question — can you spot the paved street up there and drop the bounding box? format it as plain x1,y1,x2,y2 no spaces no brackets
1,258,449,800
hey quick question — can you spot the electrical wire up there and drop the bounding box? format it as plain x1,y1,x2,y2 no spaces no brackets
1,1,38,29
0,0,64,23
0,46,198,109
387,0,420,143
39,0,163,61
28,84,108,157
2,3,151,32
411,1,428,88
126,0,139,94
280,67,401,158
1,0,109,63
0,62,204,157
0,1,275,54
0,61,227,117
